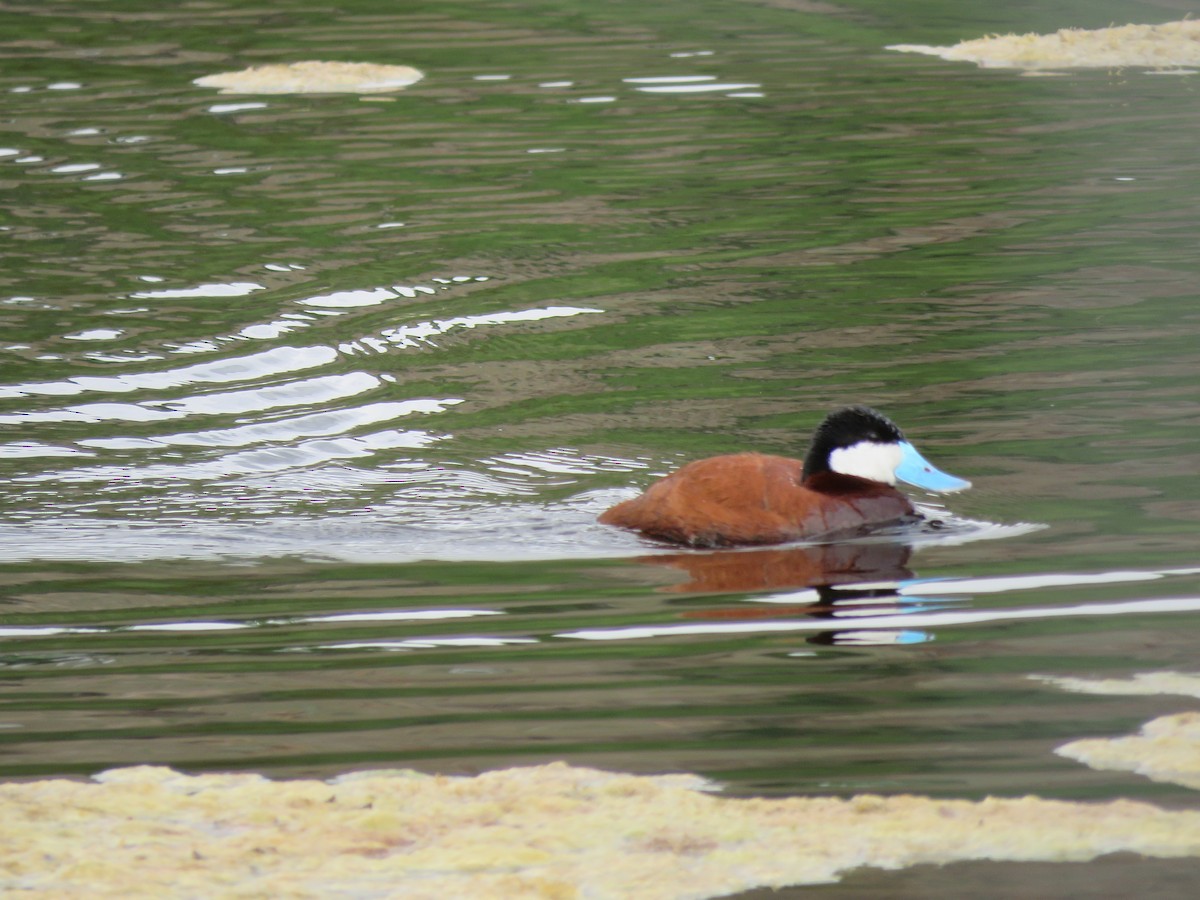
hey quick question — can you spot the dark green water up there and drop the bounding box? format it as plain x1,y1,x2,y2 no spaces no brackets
2,0,1200,893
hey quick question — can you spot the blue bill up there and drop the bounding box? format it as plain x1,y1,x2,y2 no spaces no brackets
896,441,972,492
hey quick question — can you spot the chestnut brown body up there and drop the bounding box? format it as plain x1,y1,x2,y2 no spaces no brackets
599,452,918,547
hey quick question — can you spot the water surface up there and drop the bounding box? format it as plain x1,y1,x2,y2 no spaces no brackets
2,0,1199,893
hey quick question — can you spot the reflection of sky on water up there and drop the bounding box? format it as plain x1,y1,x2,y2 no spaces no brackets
0,290,605,521
1,567,1196,657
0,501,1027,563
559,596,1200,642
1,292,589,397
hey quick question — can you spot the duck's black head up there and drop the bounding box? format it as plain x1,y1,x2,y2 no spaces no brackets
801,405,972,493
801,406,905,482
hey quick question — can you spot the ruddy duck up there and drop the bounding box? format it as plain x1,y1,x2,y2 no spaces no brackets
599,405,969,547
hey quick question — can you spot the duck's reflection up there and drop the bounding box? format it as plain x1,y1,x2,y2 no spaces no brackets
644,540,939,646
652,540,913,593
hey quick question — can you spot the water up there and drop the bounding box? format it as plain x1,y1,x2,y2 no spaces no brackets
2,0,1199,892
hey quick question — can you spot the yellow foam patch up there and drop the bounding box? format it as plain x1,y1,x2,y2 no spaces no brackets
2,760,1200,898
1033,671,1200,698
1035,671,1200,790
194,61,424,94
1058,712,1200,791
888,19,1200,71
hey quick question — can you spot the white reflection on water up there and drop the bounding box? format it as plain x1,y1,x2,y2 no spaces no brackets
0,626,104,637
1,372,383,424
83,353,164,364
378,306,603,350
63,329,123,341
3,298,596,432
49,162,100,174
28,428,445,483
635,82,761,94
315,637,536,652
208,102,268,114
0,443,91,459
128,621,249,632
236,319,309,340
558,596,1200,642
623,76,717,84
485,448,652,477
621,73,761,94
745,567,1180,604
155,372,381,416
0,345,337,399
129,282,265,300
899,571,1168,595
294,610,501,624
298,288,397,308
0,609,504,641
1,570,1196,655
78,399,461,449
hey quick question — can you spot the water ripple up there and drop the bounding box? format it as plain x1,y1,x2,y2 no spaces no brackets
0,372,383,424
0,346,336,399
77,399,461,449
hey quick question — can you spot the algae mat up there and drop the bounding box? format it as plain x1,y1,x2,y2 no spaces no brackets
2,739,1200,898
889,19,1200,71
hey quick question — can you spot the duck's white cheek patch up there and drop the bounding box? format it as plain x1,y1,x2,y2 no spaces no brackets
829,441,902,485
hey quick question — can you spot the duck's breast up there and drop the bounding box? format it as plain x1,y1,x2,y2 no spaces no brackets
794,470,917,538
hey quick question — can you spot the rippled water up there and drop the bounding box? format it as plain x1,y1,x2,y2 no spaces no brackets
2,0,1200,893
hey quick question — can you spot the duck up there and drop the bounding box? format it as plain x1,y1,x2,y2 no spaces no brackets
598,405,970,547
